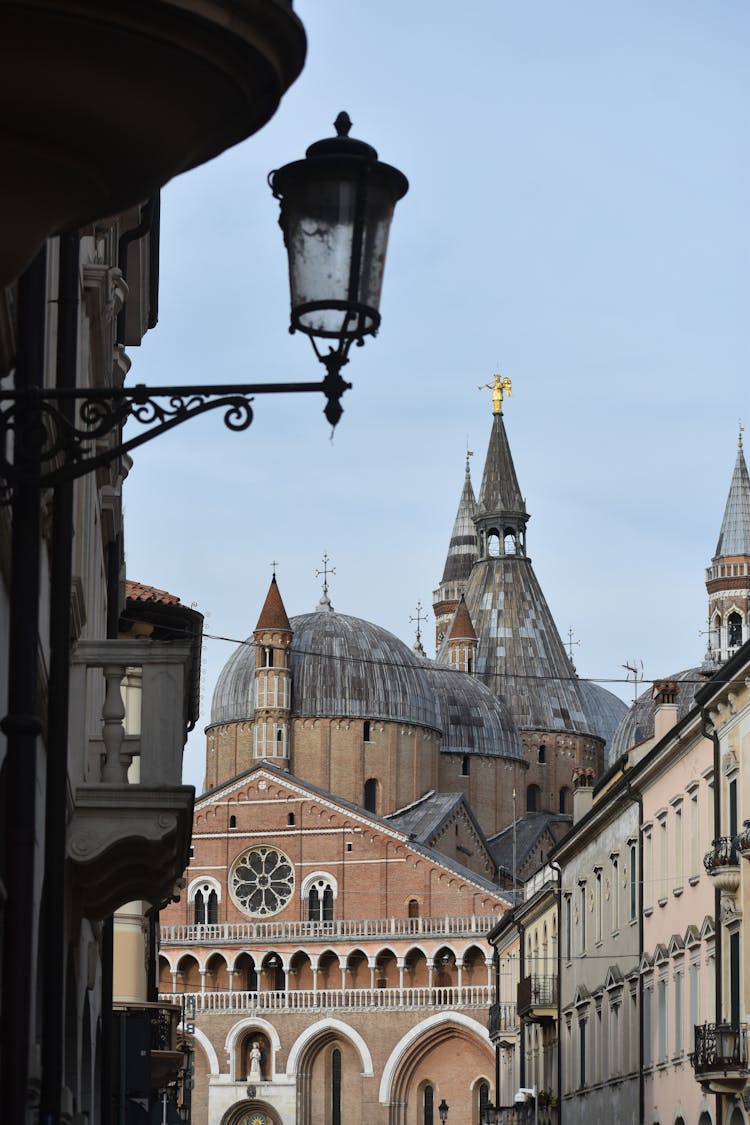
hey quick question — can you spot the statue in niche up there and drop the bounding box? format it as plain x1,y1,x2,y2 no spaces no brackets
248,1039,262,1082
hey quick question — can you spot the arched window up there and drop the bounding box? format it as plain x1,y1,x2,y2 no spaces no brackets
559,786,571,814
263,646,274,668
538,745,546,764
478,1081,490,1122
364,778,378,813
504,532,516,555
423,1083,434,1125
407,898,420,919
287,812,295,826
363,720,371,741
193,887,218,924
527,784,541,812
487,531,500,557
308,878,334,922
728,611,743,648
229,814,237,828
462,755,470,777
331,1047,342,1125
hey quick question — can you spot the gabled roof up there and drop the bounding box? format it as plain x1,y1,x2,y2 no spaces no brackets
385,790,496,878
715,435,750,558
126,579,181,606
197,761,512,904
254,575,292,632
488,813,572,880
667,933,685,957
604,966,624,990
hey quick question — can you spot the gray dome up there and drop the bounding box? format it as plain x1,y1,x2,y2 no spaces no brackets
421,662,523,760
577,679,628,763
210,611,440,732
608,667,707,764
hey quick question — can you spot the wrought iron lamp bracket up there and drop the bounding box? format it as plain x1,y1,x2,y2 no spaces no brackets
0,366,352,493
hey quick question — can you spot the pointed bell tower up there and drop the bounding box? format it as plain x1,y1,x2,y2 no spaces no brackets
253,572,293,765
473,376,528,561
705,428,750,663
433,452,478,649
446,595,478,674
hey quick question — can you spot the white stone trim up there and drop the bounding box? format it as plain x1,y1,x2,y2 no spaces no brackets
187,874,222,903
286,1018,374,1077
300,870,339,899
224,1017,281,1080
192,1026,220,1075
379,1012,491,1103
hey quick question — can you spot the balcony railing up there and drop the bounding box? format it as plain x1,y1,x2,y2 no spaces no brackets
517,974,558,1019
67,639,195,918
691,1022,748,1093
703,837,741,894
160,914,498,946
488,1001,518,1037
113,1001,184,1090
160,984,493,1014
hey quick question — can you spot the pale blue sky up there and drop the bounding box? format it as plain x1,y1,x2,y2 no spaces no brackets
123,1,750,791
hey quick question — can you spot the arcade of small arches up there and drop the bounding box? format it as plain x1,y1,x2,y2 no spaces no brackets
526,783,571,814
159,942,492,996
479,524,526,559
710,607,746,655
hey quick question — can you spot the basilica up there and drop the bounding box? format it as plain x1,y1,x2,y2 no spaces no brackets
158,387,628,1125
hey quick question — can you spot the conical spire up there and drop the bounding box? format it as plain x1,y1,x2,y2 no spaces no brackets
255,574,291,632
440,452,478,584
448,594,477,642
714,429,750,558
476,413,526,519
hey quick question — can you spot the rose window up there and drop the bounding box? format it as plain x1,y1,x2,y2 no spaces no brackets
230,846,294,917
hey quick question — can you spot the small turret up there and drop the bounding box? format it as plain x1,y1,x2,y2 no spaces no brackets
253,573,293,764
447,595,478,675
705,428,750,663
433,452,478,649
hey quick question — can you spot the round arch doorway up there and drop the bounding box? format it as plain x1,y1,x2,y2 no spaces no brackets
221,1101,282,1125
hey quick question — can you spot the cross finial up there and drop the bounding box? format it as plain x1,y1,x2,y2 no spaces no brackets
410,600,427,653
315,552,336,603
478,373,513,415
465,448,474,475
740,420,744,450
565,627,581,671
270,559,279,580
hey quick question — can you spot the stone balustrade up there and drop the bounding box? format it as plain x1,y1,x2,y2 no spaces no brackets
161,914,497,946
160,984,494,1014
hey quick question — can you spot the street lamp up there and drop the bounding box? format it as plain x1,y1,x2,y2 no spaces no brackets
270,111,409,425
438,1099,450,1123
514,1086,538,1125
0,113,408,493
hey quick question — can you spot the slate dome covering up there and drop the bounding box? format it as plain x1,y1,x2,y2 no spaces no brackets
608,667,708,764
210,610,440,731
420,662,523,760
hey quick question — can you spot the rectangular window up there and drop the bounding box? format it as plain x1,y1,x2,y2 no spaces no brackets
629,844,637,920
658,978,667,1060
729,778,739,838
565,896,572,962
610,1003,620,1075
580,884,587,953
659,817,668,902
611,855,620,931
690,792,699,878
643,986,653,1067
643,830,653,910
595,870,602,944
674,970,683,1056
689,960,699,1046
579,1019,587,1088
731,932,741,1028
674,804,683,889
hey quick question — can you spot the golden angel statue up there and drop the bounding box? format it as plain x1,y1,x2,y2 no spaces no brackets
478,373,512,415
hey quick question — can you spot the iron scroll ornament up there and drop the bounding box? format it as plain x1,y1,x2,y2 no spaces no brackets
0,361,352,494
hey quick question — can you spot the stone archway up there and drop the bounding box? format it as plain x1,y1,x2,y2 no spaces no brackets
220,1100,283,1125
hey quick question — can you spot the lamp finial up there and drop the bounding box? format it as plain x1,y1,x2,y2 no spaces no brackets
334,111,352,137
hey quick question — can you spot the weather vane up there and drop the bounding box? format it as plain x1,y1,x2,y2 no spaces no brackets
479,372,512,415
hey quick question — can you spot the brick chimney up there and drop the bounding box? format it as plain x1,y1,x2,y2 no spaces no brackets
653,680,679,743
572,767,595,824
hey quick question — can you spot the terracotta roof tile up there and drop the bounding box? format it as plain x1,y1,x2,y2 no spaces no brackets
255,576,292,633
126,580,181,606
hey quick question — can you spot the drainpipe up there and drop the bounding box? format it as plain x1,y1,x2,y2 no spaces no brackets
549,861,562,1122
0,245,47,1124
39,230,80,1124
702,709,722,1125
625,783,644,1125
518,918,526,1090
